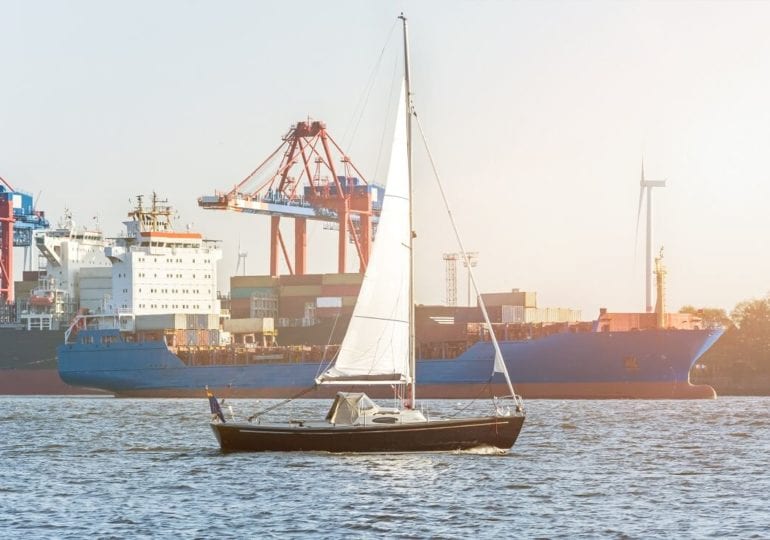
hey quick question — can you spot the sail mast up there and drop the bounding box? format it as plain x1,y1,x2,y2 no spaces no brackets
399,13,416,406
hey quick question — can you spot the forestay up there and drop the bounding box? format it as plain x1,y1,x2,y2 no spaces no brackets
316,82,411,385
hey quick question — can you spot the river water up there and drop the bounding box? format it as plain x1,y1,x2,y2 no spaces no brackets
1,396,767,538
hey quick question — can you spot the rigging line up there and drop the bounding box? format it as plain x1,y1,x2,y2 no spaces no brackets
341,20,398,152
412,112,520,403
314,309,343,380
247,384,317,422
352,314,408,324
446,377,494,418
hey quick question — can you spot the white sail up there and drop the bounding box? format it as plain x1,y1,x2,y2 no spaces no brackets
316,82,411,385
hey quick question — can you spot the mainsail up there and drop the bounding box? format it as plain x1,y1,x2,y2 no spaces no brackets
316,82,411,385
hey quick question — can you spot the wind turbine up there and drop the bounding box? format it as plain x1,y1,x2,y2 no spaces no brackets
235,238,248,276
635,162,666,313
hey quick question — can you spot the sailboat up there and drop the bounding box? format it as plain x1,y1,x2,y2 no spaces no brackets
208,14,525,453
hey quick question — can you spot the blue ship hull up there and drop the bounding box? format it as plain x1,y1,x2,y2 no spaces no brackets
57,327,724,399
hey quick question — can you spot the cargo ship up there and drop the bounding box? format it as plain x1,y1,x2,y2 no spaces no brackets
1,196,724,398
0,210,112,394
58,317,722,399
52,195,723,399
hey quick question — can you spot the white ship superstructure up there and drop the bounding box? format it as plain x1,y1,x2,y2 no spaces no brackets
105,194,222,316
20,211,111,330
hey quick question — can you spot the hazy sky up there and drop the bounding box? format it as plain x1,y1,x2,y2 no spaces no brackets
2,0,769,318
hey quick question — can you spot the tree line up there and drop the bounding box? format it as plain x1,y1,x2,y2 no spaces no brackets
681,295,770,375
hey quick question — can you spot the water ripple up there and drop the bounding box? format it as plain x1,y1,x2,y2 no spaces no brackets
0,396,768,538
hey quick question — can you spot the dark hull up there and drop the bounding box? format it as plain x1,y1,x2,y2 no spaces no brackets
0,327,62,370
211,415,525,453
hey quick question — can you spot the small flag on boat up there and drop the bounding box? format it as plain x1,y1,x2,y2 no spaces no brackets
206,387,226,423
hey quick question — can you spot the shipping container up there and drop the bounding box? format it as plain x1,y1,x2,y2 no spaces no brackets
224,317,275,334
341,296,358,307
230,275,280,289
279,273,323,286
316,296,342,308
452,306,483,324
136,314,184,331
278,296,311,318
230,297,251,310
316,305,353,318
135,313,218,331
250,295,278,318
231,286,278,299
185,313,219,330
231,307,250,319
320,284,361,297
217,330,232,346
501,305,525,324
315,306,341,319
481,290,537,308
321,272,364,286
279,285,323,297
22,270,44,282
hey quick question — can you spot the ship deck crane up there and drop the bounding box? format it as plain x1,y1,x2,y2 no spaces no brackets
198,119,383,277
0,175,50,303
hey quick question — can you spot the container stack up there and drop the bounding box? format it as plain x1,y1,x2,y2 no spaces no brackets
229,272,363,329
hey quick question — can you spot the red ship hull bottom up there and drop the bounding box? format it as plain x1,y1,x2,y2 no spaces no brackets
0,369,107,395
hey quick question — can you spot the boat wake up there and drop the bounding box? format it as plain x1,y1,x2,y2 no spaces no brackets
454,445,509,456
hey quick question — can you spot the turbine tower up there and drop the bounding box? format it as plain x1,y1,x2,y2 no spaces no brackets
635,163,666,313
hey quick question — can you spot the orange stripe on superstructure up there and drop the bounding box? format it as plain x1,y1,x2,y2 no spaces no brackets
140,231,202,239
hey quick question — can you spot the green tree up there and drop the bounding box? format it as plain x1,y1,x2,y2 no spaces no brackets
678,305,732,327
729,296,770,371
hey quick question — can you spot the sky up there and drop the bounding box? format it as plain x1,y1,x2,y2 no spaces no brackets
2,0,769,318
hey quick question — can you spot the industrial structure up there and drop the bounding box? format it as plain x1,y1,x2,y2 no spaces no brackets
0,175,49,304
442,253,459,306
198,120,384,277
442,251,478,307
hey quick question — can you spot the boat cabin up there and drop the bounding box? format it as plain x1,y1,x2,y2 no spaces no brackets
325,392,426,426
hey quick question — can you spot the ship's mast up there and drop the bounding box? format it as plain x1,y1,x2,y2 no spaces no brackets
654,247,667,329
399,12,416,406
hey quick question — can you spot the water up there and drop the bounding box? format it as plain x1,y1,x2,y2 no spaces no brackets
1,396,768,539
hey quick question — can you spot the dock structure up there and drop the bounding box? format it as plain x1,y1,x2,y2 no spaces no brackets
198,120,383,276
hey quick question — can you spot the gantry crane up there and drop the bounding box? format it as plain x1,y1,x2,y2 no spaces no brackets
0,175,49,303
198,119,383,276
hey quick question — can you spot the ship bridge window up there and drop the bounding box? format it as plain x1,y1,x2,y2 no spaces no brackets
80,335,94,345
101,335,118,345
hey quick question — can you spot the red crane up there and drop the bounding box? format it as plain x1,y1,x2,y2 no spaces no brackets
0,175,49,304
0,175,14,303
198,119,382,276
